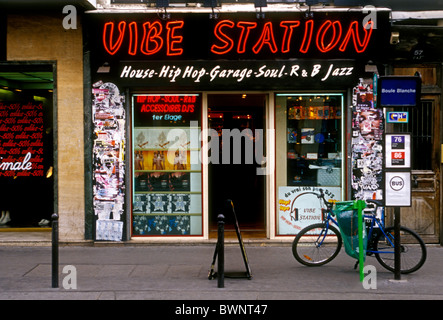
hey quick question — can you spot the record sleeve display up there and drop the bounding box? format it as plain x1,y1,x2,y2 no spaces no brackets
132,94,202,236
284,94,343,187
275,93,344,236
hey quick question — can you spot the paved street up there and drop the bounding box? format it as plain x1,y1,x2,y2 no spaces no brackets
0,243,442,301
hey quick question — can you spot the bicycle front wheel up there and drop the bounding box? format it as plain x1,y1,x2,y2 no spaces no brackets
292,223,342,267
374,226,427,274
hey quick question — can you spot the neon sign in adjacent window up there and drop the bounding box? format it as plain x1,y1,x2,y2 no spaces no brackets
0,102,45,177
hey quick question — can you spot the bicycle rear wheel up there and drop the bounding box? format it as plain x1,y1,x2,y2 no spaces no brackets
292,223,342,267
374,226,427,274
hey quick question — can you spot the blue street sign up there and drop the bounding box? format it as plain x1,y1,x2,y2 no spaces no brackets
378,76,421,107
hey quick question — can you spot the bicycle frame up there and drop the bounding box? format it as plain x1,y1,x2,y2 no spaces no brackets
321,209,396,255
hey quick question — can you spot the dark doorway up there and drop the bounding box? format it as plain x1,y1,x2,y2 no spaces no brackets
208,94,266,238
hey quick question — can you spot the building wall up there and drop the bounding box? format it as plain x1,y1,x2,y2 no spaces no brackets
7,14,85,241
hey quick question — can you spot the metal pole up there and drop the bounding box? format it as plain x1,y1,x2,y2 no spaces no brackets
217,213,225,288
51,213,59,288
394,207,401,280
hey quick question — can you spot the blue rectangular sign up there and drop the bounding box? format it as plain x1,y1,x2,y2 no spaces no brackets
379,77,420,107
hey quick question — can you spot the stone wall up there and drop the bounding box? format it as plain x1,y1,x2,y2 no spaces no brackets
7,14,85,241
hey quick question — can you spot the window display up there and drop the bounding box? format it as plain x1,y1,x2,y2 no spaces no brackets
132,94,202,236
276,93,344,235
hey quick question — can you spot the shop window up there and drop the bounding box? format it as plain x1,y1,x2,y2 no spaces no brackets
275,93,344,235
132,93,202,236
0,63,54,228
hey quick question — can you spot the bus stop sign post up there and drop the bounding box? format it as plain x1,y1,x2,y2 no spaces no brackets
379,75,420,281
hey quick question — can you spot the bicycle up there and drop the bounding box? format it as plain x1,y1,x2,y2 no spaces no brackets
292,189,427,274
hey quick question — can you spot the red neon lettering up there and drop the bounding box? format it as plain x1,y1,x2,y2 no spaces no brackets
252,22,277,54
103,18,374,57
139,104,194,113
211,20,235,55
237,22,257,54
141,21,163,55
339,20,373,53
299,20,314,53
103,21,126,55
166,21,184,56
280,21,300,53
316,20,342,53
128,22,138,55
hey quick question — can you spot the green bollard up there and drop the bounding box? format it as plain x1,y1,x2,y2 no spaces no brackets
354,200,366,282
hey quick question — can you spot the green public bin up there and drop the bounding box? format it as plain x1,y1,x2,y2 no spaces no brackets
333,201,367,261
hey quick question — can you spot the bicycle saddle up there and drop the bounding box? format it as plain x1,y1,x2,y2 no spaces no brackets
366,199,383,207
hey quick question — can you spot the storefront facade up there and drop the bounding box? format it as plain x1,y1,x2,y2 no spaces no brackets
84,7,393,241
1,1,442,245
0,2,91,242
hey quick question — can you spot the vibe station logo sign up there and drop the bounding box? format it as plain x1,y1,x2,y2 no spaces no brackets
92,12,388,88
96,11,388,60
103,19,374,58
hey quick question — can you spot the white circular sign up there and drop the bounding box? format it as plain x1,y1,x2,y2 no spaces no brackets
390,176,404,191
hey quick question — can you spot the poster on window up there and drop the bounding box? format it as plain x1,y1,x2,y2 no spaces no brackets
278,186,341,235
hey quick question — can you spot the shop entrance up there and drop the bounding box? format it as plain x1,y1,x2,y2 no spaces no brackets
208,94,267,238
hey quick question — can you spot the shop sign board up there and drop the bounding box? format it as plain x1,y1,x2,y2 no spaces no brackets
88,11,390,62
278,186,341,235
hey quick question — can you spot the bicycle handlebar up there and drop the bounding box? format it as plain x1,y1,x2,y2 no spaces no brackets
317,189,332,208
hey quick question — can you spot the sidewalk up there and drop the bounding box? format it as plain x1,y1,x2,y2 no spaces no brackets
0,244,442,300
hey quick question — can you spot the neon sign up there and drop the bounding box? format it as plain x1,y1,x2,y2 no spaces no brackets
136,95,196,113
210,19,373,55
133,94,200,127
103,20,184,56
100,13,380,59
